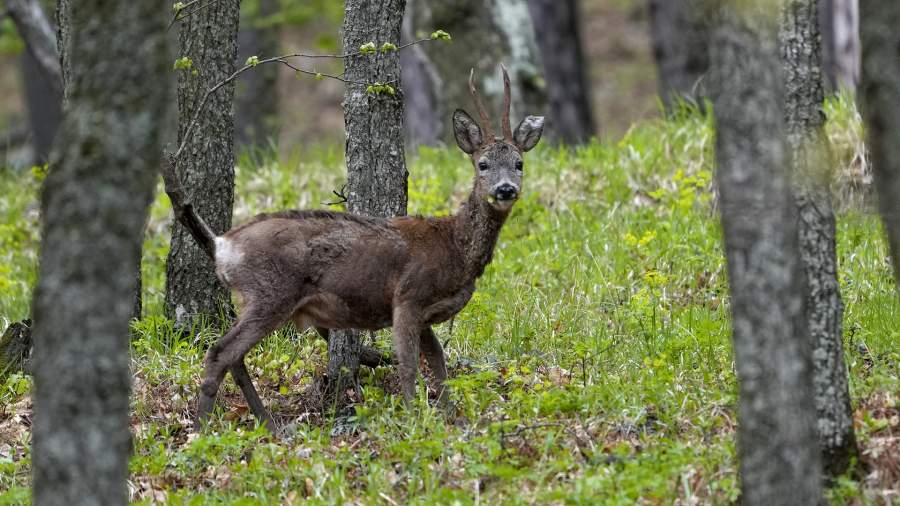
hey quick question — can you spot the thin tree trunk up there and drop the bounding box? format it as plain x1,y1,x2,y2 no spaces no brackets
5,0,62,162
527,0,596,144
859,1,900,286
235,0,280,150
780,0,858,478
165,1,241,328
54,0,70,104
5,0,62,93
647,0,710,111
820,0,859,91
329,0,408,398
408,0,544,144
31,0,169,503
20,50,62,162
709,3,824,504
401,0,442,147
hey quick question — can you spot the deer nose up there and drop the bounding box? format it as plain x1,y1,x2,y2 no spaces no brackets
493,184,518,201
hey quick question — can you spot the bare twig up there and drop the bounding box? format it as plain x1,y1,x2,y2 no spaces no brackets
167,0,226,31
323,185,349,207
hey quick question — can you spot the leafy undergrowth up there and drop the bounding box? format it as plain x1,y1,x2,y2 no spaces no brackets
1,97,898,504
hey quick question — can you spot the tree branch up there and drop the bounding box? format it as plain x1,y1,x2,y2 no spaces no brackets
4,0,62,92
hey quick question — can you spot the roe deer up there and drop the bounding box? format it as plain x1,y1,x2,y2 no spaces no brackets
163,65,544,429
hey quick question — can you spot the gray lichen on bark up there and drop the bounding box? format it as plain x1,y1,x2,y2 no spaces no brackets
165,0,241,328
32,0,170,503
780,0,858,478
709,3,824,504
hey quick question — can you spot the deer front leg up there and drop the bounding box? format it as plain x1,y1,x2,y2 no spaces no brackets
392,306,422,402
420,327,449,407
229,359,276,431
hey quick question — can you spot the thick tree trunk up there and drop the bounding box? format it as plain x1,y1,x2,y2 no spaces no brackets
31,0,169,503
860,2,900,286
235,0,280,150
329,0,408,398
408,0,544,144
401,0,442,147
709,3,824,504
647,0,710,111
780,0,857,478
819,0,859,91
165,1,241,328
527,0,596,144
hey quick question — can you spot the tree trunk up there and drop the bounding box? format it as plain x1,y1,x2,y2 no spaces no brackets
527,0,596,144
329,0,408,398
165,1,241,328
5,0,62,93
54,0,70,104
819,0,859,91
401,0,442,147
780,0,858,478
5,0,62,161
408,0,544,144
20,50,62,162
0,320,31,378
235,0,280,150
31,0,169,503
859,2,900,286
647,0,710,111
709,3,824,504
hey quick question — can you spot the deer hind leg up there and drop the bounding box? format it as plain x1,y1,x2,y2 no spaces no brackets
197,304,289,427
420,327,449,407
392,306,422,402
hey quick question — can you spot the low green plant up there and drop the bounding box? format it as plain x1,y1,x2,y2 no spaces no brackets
0,98,895,504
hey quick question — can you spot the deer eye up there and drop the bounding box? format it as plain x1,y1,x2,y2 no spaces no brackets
478,161,489,172
515,161,524,171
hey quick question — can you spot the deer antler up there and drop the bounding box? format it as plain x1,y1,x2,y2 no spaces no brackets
500,63,513,140
469,68,495,140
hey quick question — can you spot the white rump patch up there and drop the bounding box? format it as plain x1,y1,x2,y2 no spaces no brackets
214,237,243,283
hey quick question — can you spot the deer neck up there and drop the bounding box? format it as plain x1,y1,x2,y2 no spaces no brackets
452,190,510,280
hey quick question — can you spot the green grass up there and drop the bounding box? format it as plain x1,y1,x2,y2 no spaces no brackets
1,96,897,504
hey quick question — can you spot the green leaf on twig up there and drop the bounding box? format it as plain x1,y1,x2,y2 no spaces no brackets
380,42,398,54
173,56,193,71
245,56,260,67
359,42,377,55
172,2,186,13
315,73,324,81
366,82,396,96
430,30,451,41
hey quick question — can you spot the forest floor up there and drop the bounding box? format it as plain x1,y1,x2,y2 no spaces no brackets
0,97,898,504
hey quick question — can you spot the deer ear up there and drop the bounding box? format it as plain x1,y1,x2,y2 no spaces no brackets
513,116,545,152
453,109,484,154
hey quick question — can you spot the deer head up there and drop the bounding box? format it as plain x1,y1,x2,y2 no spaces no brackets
453,65,545,212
